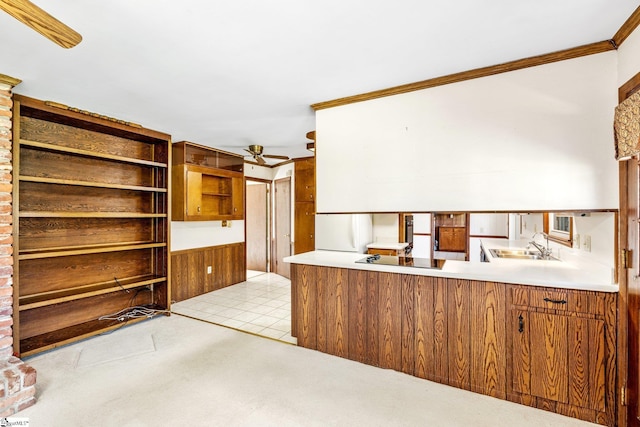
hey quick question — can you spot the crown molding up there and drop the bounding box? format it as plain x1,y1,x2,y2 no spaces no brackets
311,40,614,111
613,6,640,47
0,73,21,87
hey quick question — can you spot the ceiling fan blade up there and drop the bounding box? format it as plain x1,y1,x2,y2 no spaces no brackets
256,156,267,166
0,0,82,48
263,154,289,160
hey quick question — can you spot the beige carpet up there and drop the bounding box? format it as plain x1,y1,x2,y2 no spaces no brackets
20,314,597,426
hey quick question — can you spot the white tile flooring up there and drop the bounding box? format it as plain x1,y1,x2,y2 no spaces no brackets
171,271,296,344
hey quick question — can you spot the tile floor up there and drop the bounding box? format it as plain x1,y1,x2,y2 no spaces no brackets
171,271,296,344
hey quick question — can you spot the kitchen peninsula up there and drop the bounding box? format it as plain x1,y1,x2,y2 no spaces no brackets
284,243,618,426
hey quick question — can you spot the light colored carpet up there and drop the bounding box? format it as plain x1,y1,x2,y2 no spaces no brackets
20,315,598,427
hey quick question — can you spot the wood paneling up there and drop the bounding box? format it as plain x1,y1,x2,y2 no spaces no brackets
291,266,617,426
170,243,246,302
347,269,368,364
470,280,506,398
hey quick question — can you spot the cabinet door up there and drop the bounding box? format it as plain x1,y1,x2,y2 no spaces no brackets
231,176,244,219
295,167,315,202
294,202,315,254
186,170,203,216
510,310,606,411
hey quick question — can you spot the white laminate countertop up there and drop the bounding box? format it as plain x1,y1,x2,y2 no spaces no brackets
284,239,618,293
366,242,409,250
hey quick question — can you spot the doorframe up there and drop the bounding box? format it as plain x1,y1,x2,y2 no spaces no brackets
245,178,272,273
273,177,292,278
618,71,640,427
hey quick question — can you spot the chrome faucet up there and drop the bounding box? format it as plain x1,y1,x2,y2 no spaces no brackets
528,232,553,259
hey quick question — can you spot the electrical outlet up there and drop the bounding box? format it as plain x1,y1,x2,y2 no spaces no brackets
207,266,212,274
584,235,591,252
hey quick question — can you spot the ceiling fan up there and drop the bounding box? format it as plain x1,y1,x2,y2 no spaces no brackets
244,144,289,166
0,0,82,48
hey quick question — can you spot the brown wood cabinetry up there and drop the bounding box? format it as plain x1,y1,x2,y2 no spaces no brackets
433,213,469,259
290,264,617,426
171,243,246,302
172,141,244,221
293,158,315,254
438,226,467,252
507,285,616,425
13,95,171,356
367,248,403,256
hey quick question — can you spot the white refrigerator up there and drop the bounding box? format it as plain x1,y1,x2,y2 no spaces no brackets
315,213,373,253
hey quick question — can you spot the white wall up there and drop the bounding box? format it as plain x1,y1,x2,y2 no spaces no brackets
469,213,509,237
519,212,615,268
316,52,619,213
372,214,399,243
245,163,275,181
618,25,640,87
171,220,244,251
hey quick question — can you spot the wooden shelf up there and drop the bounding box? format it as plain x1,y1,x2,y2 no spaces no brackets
14,94,171,357
19,242,167,260
19,275,167,310
19,211,167,218
19,306,169,357
19,239,162,254
19,175,168,193
20,139,168,168
172,142,244,221
202,192,231,197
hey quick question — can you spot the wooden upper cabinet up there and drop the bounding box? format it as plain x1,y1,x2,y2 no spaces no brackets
172,141,244,221
295,158,315,202
294,157,316,254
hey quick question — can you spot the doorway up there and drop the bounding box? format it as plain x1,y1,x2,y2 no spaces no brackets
246,179,270,274
274,177,291,278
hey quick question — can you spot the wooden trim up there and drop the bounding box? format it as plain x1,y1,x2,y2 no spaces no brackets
619,70,640,102
14,94,171,141
169,242,244,256
618,73,640,427
469,234,509,239
0,73,21,87
173,140,243,159
311,41,615,110
613,6,640,48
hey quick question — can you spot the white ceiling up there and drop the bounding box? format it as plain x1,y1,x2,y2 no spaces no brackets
0,1,638,163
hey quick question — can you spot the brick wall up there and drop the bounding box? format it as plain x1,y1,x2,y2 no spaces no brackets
0,74,37,415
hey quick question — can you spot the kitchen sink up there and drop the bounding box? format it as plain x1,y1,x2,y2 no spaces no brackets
488,248,558,260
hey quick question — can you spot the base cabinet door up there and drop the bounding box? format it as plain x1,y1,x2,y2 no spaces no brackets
511,310,605,411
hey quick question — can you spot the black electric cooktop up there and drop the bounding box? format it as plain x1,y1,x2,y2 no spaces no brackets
355,254,441,269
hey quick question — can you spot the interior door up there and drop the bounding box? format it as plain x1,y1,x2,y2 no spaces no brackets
625,157,639,426
274,178,291,278
246,181,269,272
620,74,640,427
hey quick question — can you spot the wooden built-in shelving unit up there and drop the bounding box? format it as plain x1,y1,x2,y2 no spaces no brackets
172,141,244,221
13,95,171,356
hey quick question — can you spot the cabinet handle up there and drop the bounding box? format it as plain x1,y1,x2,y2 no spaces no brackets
518,315,524,333
543,297,567,305
197,206,201,212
